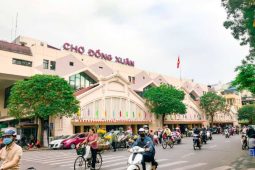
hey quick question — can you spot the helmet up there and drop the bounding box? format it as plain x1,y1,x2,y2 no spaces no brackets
143,125,149,129
3,129,16,137
138,128,145,137
138,128,145,132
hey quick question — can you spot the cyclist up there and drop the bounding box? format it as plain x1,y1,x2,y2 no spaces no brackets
79,128,98,170
162,125,172,141
132,128,158,170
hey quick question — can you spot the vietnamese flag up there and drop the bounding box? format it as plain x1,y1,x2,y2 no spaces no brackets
177,56,180,69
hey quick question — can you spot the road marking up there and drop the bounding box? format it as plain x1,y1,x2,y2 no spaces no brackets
209,145,217,149
62,155,126,167
210,166,233,170
158,161,188,168
225,141,230,143
172,163,207,170
22,156,77,163
181,153,195,158
102,155,126,161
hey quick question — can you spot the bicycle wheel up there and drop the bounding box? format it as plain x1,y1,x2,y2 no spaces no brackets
74,156,86,170
169,141,174,148
162,140,167,149
95,153,103,170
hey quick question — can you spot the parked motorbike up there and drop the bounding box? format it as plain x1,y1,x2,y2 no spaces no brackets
127,145,157,170
206,130,212,140
193,134,201,150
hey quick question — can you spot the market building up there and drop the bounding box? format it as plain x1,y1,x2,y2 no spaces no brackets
0,36,226,138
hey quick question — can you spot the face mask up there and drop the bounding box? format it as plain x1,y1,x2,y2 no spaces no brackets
3,137,13,145
145,130,149,134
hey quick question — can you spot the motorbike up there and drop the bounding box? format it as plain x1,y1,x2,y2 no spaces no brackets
206,130,212,140
193,134,201,150
201,132,207,144
127,145,157,170
225,130,230,138
172,132,181,144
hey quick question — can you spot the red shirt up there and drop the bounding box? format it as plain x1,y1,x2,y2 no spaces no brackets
85,134,98,149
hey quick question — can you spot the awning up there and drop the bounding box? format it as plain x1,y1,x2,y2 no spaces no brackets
0,117,15,122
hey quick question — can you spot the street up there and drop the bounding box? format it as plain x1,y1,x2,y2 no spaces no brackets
20,134,255,170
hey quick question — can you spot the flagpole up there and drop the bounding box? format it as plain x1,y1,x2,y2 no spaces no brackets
180,63,182,81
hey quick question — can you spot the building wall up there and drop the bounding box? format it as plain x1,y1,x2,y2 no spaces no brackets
0,88,7,117
1,36,240,135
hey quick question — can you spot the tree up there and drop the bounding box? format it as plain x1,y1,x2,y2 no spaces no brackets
232,64,255,94
143,84,186,126
200,92,226,127
222,0,255,94
8,74,79,144
222,0,255,64
238,104,255,124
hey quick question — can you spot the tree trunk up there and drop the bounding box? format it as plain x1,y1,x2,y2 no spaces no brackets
162,114,165,127
210,114,214,128
37,118,50,147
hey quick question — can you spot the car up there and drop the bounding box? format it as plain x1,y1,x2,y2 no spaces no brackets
211,128,218,134
61,133,88,149
49,135,70,149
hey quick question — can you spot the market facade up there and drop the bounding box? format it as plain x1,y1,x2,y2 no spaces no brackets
0,36,236,138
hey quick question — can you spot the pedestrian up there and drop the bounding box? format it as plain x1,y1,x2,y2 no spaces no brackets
111,130,117,152
0,129,23,170
79,128,98,170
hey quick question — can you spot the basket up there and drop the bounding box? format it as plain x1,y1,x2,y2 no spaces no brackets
98,144,110,151
76,147,86,156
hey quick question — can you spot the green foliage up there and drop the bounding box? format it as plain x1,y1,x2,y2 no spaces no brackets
232,64,255,94
222,0,255,64
200,92,226,126
222,0,255,95
143,84,186,122
238,104,255,124
8,74,79,120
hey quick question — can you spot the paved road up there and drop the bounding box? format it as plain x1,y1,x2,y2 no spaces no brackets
20,134,255,170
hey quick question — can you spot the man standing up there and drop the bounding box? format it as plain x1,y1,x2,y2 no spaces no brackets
0,129,22,170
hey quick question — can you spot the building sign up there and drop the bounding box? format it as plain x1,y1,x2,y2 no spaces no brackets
63,43,135,67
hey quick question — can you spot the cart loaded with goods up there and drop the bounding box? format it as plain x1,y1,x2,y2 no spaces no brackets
97,128,111,151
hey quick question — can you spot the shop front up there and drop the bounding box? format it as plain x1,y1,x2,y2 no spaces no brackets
164,120,207,132
72,119,152,135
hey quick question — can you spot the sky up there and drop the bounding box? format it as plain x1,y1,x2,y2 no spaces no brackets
0,0,249,85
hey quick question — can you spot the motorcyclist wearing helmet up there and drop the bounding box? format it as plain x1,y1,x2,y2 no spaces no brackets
0,129,22,170
132,128,158,170
143,125,153,141
193,126,201,143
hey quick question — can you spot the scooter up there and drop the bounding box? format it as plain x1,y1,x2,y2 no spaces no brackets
193,134,201,150
127,146,157,170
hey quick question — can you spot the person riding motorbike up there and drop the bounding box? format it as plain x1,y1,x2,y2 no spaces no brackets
143,125,153,141
201,126,207,142
193,127,201,143
131,128,158,170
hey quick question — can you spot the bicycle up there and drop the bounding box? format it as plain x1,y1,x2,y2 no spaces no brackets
74,144,103,170
161,136,174,149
